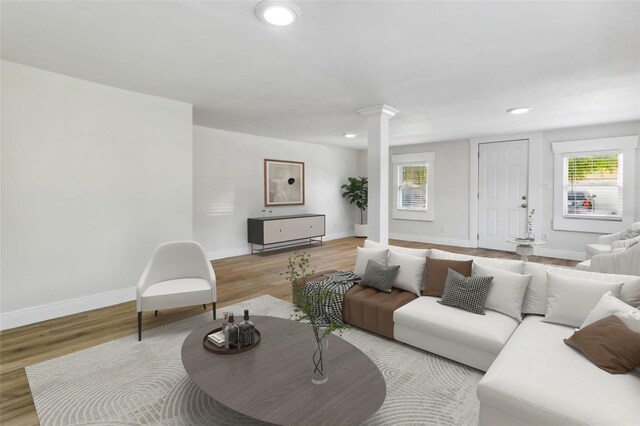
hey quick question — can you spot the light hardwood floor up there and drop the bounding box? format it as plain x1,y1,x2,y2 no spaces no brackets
0,237,577,425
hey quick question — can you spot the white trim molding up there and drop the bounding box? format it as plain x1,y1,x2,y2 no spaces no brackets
0,286,136,330
469,133,542,248
389,233,474,248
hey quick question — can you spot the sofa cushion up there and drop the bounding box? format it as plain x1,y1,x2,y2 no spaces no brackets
394,296,519,356
478,316,640,426
474,263,531,321
361,260,399,293
575,259,591,271
353,247,388,277
140,278,212,311
364,239,430,258
389,251,426,296
547,266,640,308
440,269,493,315
343,284,417,339
565,315,640,374
422,257,473,297
586,243,612,259
521,262,550,315
582,291,638,328
543,272,623,328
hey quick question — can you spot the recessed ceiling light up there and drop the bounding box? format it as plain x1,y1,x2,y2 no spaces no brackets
507,107,532,115
343,133,357,138
255,0,300,26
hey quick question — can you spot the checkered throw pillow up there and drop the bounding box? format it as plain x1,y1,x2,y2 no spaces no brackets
361,259,400,293
438,268,493,315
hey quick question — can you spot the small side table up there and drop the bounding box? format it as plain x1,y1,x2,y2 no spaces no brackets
506,239,547,262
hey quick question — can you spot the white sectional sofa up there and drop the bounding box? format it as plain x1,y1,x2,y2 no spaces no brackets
367,244,640,425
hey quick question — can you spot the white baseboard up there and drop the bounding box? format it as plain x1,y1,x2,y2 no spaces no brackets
389,233,474,248
0,286,136,331
534,247,586,261
207,231,356,261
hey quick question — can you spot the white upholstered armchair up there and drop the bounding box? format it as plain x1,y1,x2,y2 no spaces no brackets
585,222,640,259
589,241,640,276
137,241,216,341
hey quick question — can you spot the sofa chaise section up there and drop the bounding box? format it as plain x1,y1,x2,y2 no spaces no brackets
477,315,640,426
343,284,417,339
393,296,520,371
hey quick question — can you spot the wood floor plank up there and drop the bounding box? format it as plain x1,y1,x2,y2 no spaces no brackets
0,237,577,424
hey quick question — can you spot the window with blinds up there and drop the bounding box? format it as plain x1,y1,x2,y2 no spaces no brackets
398,164,428,210
563,152,623,219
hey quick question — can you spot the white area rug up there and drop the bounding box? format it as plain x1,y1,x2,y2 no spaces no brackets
26,295,482,425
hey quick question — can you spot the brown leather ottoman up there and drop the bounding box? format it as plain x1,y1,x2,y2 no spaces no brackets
343,284,418,339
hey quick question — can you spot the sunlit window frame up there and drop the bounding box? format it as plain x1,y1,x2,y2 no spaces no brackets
392,152,435,222
552,136,637,234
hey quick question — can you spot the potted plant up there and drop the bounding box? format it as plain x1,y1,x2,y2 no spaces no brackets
284,252,349,385
340,176,368,237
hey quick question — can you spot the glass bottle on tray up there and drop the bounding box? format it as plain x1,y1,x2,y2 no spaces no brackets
224,313,239,350
238,309,255,348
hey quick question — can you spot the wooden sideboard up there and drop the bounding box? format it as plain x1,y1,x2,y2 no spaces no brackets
247,214,325,255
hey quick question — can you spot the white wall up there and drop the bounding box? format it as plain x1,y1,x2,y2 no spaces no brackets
388,140,471,246
193,126,359,259
358,121,639,258
1,62,193,328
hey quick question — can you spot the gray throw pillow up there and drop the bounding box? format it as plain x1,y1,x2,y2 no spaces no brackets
361,259,400,293
439,268,493,315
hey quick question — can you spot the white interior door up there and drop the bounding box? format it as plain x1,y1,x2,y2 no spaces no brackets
478,140,529,251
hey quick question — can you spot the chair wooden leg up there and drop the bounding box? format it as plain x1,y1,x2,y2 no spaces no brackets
154,310,158,317
203,304,207,310
212,302,216,320
138,312,142,341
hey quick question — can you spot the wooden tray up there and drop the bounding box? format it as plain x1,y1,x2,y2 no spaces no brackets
202,327,261,355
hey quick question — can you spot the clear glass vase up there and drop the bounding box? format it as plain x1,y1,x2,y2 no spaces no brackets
311,327,329,385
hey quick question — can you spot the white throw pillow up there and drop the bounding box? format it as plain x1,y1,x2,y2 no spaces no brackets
473,263,532,321
546,266,640,308
521,262,549,315
354,247,389,278
616,311,640,333
581,291,639,328
364,239,429,258
389,251,426,296
543,272,623,328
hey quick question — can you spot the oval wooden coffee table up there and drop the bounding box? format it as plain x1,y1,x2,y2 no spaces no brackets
181,315,386,425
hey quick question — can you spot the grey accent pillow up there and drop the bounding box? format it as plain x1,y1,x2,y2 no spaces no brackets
361,259,400,293
439,269,493,315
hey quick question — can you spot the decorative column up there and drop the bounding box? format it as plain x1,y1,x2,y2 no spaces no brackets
357,104,398,244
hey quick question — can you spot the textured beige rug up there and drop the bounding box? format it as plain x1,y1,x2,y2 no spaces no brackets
26,295,482,425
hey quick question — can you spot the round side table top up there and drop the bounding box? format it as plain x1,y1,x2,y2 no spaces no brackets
505,238,547,246
181,315,386,426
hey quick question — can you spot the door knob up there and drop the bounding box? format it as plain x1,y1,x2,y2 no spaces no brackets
521,203,527,208
522,195,527,200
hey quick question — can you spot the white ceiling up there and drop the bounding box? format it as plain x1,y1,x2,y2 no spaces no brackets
2,1,639,148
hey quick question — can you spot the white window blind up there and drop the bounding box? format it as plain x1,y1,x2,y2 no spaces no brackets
563,152,623,219
399,164,428,210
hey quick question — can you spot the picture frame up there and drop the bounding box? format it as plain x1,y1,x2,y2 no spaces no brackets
264,159,305,206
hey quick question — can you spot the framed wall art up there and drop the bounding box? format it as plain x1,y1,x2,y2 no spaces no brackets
264,159,305,206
